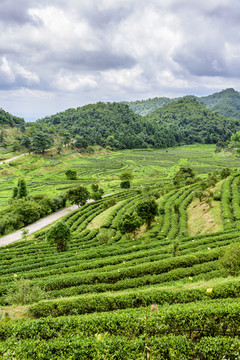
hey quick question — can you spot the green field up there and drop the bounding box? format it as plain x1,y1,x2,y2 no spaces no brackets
0,144,238,208
1,144,240,359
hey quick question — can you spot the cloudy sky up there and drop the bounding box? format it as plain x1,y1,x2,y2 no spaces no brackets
0,0,240,121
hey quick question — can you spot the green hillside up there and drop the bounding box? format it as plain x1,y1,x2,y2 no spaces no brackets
0,109,24,127
126,88,240,119
36,98,240,150
38,102,160,149
199,88,240,119
123,97,173,115
1,145,240,358
145,97,239,144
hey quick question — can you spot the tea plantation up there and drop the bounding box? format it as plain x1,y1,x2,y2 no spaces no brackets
0,145,240,359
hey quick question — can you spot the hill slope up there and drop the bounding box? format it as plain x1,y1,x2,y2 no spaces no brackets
37,98,240,149
145,97,239,145
199,88,240,119
1,169,240,358
126,88,240,119
0,108,24,127
38,102,164,149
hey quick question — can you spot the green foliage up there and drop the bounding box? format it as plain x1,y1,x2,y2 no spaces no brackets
12,179,28,199
219,242,240,275
127,88,240,121
20,135,31,149
118,213,142,237
65,169,77,180
220,167,231,179
75,136,88,149
119,171,133,181
97,229,110,245
120,180,130,189
67,185,90,207
5,278,45,305
91,183,104,200
136,198,158,228
0,108,24,126
146,97,238,146
46,221,71,252
173,167,195,186
16,179,28,198
13,199,41,226
32,131,54,153
36,102,167,149
213,189,221,201
103,197,117,210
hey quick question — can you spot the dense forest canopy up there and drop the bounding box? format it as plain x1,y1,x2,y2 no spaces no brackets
0,108,24,127
2,88,240,151
37,98,240,149
144,97,239,145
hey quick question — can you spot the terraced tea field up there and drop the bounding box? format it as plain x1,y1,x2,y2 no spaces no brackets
0,144,237,208
1,145,240,359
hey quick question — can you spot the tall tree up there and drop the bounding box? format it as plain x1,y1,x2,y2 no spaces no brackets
32,132,53,153
120,171,133,189
67,186,90,207
136,198,158,228
46,221,71,252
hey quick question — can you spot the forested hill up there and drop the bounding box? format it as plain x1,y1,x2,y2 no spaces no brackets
199,88,240,119
37,99,240,149
144,97,240,145
125,88,240,119
0,108,24,126
37,102,162,149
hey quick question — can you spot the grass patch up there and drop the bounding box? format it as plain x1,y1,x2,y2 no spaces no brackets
188,197,223,235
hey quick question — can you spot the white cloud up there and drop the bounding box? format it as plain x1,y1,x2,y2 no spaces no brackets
54,72,98,91
102,65,145,91
0,57,39,87
0,0,240,119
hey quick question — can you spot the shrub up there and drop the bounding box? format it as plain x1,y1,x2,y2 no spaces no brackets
118,213,142,238
5,278,45,305
120,181,130,189
213,189,221,201
136,198,158,228
46,221,71,252
65,169,77,180
219,243,240,275
97,229,110,245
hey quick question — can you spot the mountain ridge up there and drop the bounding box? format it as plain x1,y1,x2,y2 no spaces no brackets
125,88,240,119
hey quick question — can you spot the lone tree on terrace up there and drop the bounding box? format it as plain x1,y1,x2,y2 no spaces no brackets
67,185,90,207
13,179,28,199
46,221,71,252
120,171,133,189
118,213,142,238
136,198,158,228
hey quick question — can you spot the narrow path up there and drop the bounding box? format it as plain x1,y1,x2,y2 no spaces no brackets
0,153,28,164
